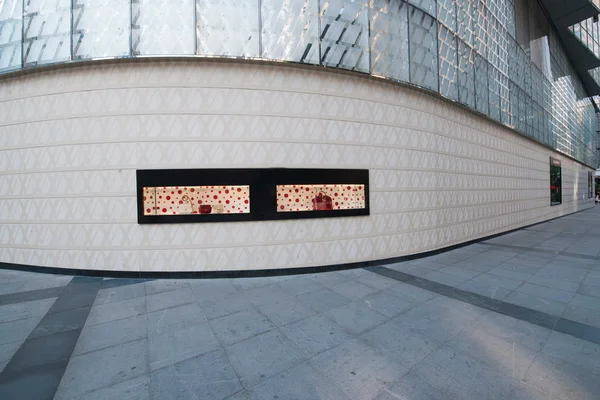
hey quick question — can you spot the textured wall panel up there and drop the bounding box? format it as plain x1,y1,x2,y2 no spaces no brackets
0,61,594,272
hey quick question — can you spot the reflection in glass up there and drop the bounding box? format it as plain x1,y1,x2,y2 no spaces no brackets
472,0,487,58
457,39,475,108
143,185,250,215
488,65,501,121
276,184,365,212
261,0,320,64
505,0,515,38
0,0,21,72
498,71,510,123
436,0,455,32
406,0,435,17
369,0,409,82
197,0,259,57
320,0,369,72
455,0,473,47
409,6,438,91
438,24,458,100
474,54,488,115
132,0,195,55
487,11,507,76
23,0,71,66
72,0,130,60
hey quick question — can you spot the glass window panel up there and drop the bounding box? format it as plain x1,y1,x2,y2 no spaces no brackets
499,71,510,123
197,0,259,57
369,0,409,82
523,57,531,96
437,0,455,32
524,92,533,135
23,0,71,67
408,5,438,91
456,0,473,47
487,0,500,21
513,0,529,52
277,184,366,212
406,0,435,17
531,65,543,103
488,65,500,121
517,85,527,133
320,0,369,72
132,0,195,55
0,0,22,72
457,39,475,108
72,0,130,60
513,42,528,89
533,100,542,140
438,23,458,100
508,36,518,83
487,12,508,76
144,185,251,215
509,80,519,128
474,54,488,115
261,0,320,64
472,0,487,58
505,0,515,39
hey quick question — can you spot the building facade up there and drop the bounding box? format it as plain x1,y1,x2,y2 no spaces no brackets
0,0,598,273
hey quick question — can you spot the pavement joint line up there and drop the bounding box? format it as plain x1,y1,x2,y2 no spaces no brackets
366,266,600,346
0,276,152,400
479,242,600,260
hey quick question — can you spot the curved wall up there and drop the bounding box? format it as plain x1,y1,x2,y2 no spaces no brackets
0,60,595,272
1,0,598,167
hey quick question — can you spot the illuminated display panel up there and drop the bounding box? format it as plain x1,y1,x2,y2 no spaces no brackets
136,168,369,224
143,185,250,215
276,184,366,212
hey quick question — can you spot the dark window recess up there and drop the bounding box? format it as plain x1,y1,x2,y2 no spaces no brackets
589,171,594,199
137,168,370,224
550,157,561,206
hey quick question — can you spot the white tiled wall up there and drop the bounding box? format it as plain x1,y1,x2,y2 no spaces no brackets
0,60,595,272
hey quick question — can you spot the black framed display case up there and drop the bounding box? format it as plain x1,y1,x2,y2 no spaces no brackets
137,168,370,224
549,157,562,206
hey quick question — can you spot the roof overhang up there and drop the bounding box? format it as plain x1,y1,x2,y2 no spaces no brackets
539,0,600,28
538,0,600,95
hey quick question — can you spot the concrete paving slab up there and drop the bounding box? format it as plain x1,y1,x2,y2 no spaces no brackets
226,330,305,388
310,338,407,400
209,309,274,347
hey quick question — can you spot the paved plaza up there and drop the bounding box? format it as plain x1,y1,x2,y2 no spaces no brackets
0,207,599,400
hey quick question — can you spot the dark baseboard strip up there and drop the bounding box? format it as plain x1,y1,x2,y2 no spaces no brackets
0,207,592,279
368,266,600,346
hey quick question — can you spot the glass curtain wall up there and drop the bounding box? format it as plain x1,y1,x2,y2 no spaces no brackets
0,0,598,167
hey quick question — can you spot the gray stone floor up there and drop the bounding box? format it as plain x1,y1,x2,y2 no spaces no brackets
0,207,599,400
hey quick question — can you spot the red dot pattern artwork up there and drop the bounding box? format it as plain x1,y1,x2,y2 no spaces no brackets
276,184,366,212
143,186,250,216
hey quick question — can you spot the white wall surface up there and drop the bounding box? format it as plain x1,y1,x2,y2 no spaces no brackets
0,60,595,272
